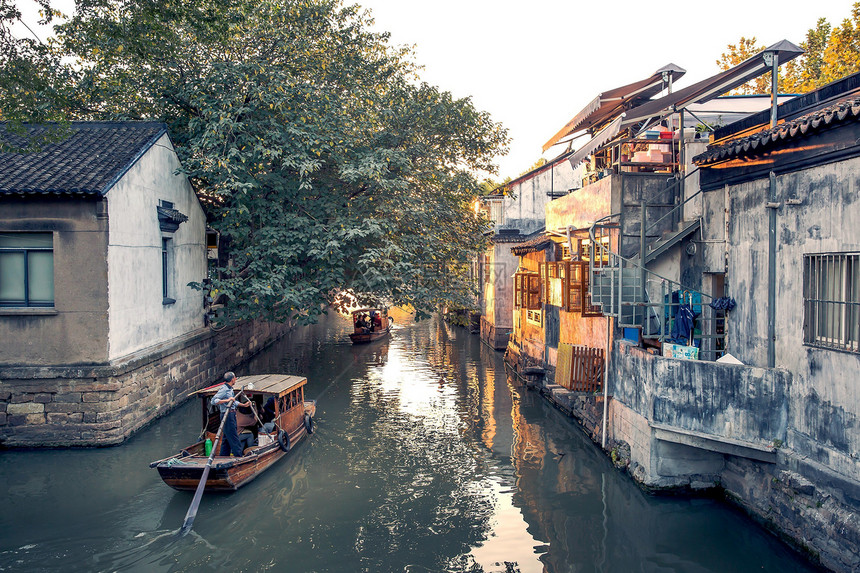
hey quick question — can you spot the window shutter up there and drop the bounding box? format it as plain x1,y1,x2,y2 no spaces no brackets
582,261,602,317
567,262,583,313
544,262,551,303
539,263,546,305
514,273,522,309
527,274,542,310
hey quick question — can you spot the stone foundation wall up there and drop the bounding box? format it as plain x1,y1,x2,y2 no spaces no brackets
480,317,510,350
506,340,860,571
721,454,860,572
0,319,291,447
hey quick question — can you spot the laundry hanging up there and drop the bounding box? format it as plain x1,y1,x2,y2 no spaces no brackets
671,292,699,345
709,296,736,311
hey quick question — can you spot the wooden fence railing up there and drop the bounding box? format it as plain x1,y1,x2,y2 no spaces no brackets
556,344,604,392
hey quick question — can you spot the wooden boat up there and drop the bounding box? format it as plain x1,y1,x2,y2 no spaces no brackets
150,374,316,492
348,307,392,344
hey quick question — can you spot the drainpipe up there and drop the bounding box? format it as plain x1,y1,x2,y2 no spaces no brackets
767,171,777,368
601,317,611,450
566,225,574,260
765,50,779,368
677,108,685,225
640,201,647,308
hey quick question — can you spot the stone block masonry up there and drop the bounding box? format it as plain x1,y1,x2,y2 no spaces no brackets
504,337,860,571
0,319,291,447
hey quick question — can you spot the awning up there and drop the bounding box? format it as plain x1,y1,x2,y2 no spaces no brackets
543,64,685,152
621,40,803,132
566,115,624,168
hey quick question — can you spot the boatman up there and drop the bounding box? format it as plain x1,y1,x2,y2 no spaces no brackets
212,371,247,457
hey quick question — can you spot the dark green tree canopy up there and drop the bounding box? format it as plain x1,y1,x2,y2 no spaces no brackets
1,0,509,323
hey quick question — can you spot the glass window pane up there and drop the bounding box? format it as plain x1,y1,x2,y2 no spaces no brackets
28,251,54,303
0,252,26,303
0,233,52,248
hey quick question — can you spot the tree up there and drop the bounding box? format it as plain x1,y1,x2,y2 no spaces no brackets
518,157,547,177
781,18,833,92
821,3,860,85
1,0,509,323
718,3,860,96
716,36,770,95
0,0,75,149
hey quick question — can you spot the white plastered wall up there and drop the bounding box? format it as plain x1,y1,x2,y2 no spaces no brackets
105,133,207,360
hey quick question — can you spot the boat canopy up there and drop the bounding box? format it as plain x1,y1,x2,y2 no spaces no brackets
351,307,386,314
191,374,306,398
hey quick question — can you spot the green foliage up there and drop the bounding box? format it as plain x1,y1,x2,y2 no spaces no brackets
719,3,860,95
518,157,547,177
783,18,833,91
716,37,770,95
0,0,76,149
2,0,509,323
820,4,860,85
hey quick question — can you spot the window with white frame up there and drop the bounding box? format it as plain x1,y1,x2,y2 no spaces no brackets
803,253,859,352
488,198,504,226
0,232,54,307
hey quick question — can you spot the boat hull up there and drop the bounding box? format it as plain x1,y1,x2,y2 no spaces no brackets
156,425,309,492
349,327,390,344
154,398,317,492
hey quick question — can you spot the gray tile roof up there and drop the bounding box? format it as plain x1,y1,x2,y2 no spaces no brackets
510,231,553,255
693,97,860,166
491,228,530,243
0,122,168,196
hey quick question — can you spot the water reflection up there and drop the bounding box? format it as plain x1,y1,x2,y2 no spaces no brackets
0,314,815,573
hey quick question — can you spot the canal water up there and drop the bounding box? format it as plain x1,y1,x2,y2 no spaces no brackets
0,314,817,572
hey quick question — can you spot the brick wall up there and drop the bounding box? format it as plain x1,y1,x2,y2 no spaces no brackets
0,319,291,447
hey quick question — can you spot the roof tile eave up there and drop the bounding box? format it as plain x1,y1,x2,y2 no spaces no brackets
693,95,860,166
0,121,168,197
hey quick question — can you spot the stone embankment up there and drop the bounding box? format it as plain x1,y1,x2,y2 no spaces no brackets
0,319,290,447
503,346,860,573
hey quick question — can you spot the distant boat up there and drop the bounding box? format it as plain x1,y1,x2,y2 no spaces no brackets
150,374,316,492
348,307,392,344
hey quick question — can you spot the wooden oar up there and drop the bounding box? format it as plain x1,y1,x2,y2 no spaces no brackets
178,397,232,537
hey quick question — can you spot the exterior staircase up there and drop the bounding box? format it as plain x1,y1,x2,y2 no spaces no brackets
587,208,725,361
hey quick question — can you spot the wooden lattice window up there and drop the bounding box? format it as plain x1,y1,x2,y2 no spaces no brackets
563,261,583,312
580,236,610,263
525,273,542,310
559,261,602,316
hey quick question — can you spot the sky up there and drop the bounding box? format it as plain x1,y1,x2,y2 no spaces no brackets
12,0,859,178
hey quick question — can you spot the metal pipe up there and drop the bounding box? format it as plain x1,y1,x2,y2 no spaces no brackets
768,171,777,367
667,72,674,129
640,202,647,319
601,316,611,449
770,53,780,128
678,109,685,224
685,108,715,132
661,280,667,340
767,53,779,368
